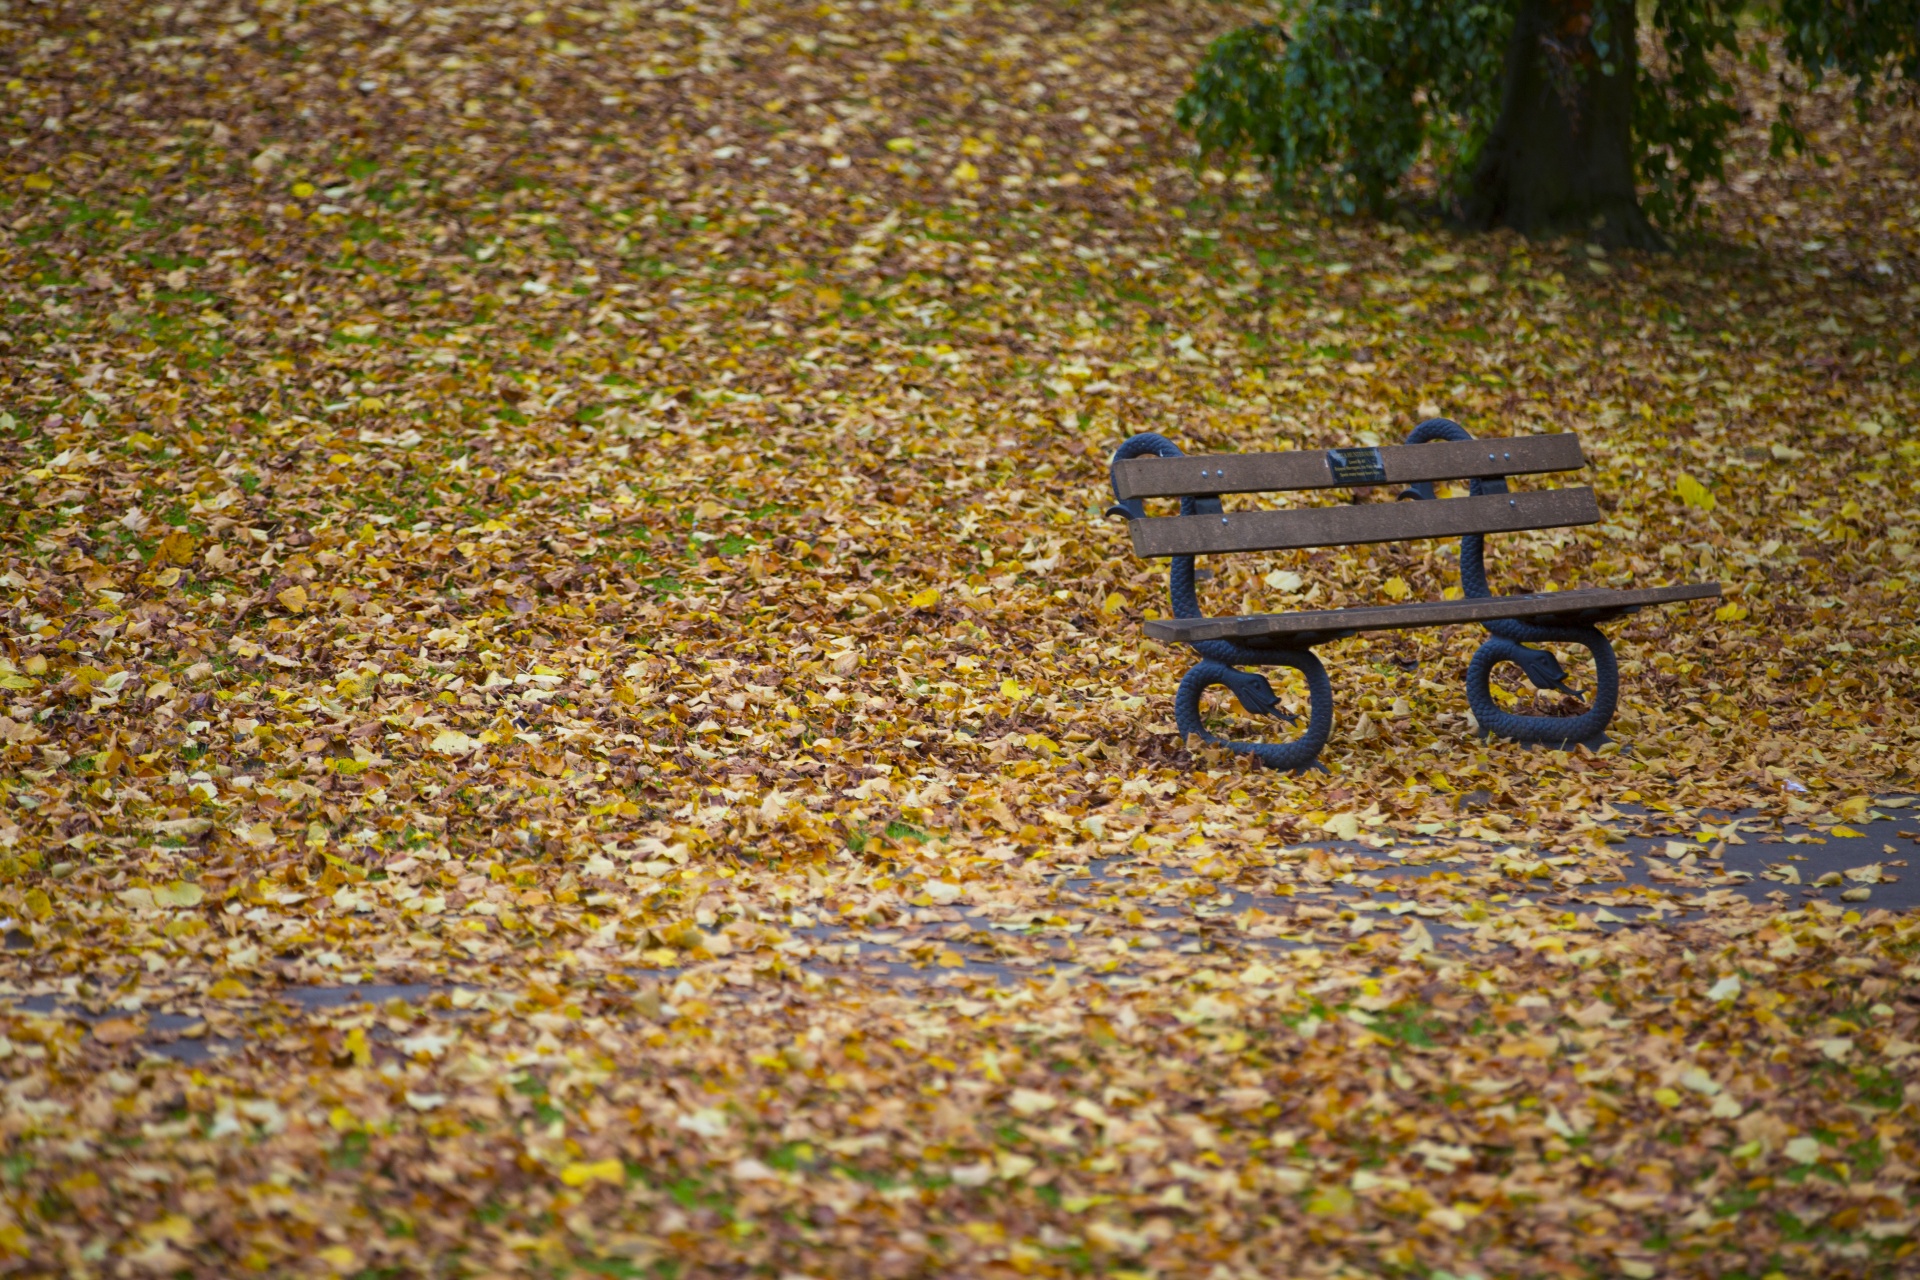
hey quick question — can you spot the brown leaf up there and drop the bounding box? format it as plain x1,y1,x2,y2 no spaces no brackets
92,1017,144,1045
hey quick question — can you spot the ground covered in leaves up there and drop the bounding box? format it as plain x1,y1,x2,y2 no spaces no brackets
4,1,1920,1277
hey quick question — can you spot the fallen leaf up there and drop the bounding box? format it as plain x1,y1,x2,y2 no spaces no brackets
1307,1185,1355,1216
152,881,204,908
93,1017,144,1045
1007,1088,1057,1117
1675,473,1717,511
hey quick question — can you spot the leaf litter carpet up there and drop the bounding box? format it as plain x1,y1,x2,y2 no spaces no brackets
2,1,1919,1276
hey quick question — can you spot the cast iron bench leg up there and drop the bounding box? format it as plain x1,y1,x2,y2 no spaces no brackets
1404,418,1621,747
1466,625,1619,746
1174,651,1334,772
1111,431,1340,772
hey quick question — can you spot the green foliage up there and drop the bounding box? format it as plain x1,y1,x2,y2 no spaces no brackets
1773,0,1920,150
1176,4,1510,215
1180,0,1920,228
1636,0,1745,226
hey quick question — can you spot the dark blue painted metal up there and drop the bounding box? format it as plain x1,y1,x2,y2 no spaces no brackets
1110,434,1334,771
1108,420,1623,768
1402,418,1618,745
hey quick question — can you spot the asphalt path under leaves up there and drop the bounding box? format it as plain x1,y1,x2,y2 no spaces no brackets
14,796,1914,1064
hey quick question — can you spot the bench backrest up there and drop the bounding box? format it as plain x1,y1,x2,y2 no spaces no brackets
1112,432,1594,559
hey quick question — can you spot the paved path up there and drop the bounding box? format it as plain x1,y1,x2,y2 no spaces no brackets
9,794,1912,1064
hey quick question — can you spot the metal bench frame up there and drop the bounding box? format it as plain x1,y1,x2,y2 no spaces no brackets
1106,418,1721,771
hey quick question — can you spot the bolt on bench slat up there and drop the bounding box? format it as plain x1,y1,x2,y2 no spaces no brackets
1128,486,1600,559
1112,432,1585,501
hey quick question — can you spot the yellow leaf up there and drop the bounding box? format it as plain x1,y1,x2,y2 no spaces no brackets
1307,1186,1354,1216
1322,813,1360,841
660,920,705,950
885,136,916,154
292,181,316,198
1381,575,1411,601
159,529,197,566
23,173,53,192
1101,591,1128,616
1714,602,1748,623
1653,1087,1682,1108
208,977,248,999
1675,473,1716,512
910,586,941,609
236,822,276,849
431,730,477,756
935,949,965,968
317,1246,358,1272
1830,825,1865,838
951,159,980,184
22,888,51,920
1264,569,1303,593
139,1214,196,1246
344,1026,371,1068
153,881,205,908
276,585,309,613
1000,678,1025,699
559,1158,626,1187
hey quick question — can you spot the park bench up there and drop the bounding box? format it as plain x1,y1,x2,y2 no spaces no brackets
1104,418,1721,771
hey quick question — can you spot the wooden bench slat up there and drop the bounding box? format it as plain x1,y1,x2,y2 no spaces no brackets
1113,432,1585,501
1127,487,1600,559
1142,583,1721,645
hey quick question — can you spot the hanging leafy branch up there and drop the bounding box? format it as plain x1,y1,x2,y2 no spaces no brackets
1772,0,1920,151
1175,3,1511,216
1635,0,1745,226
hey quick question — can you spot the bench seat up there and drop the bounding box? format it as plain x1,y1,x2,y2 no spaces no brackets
1144,583,1721,649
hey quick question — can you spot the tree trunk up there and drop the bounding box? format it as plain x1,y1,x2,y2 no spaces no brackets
1464,0,1664,249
